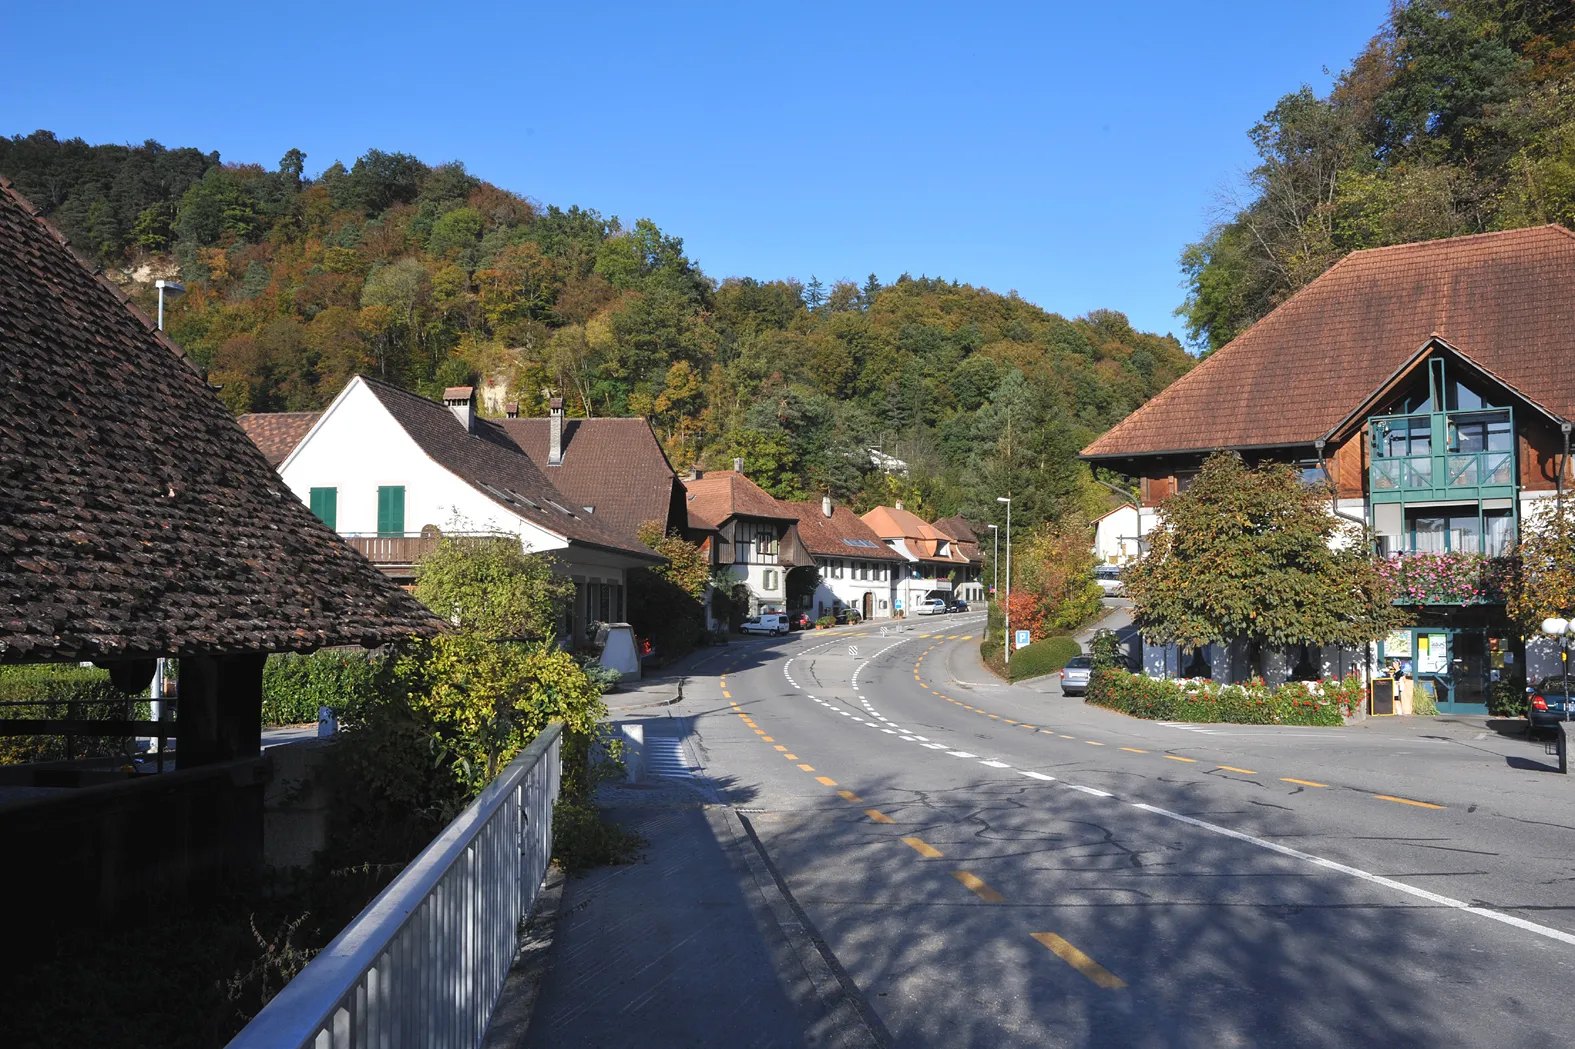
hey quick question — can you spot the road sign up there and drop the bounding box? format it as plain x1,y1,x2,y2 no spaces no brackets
1015,630,1031,650
848,646,859,658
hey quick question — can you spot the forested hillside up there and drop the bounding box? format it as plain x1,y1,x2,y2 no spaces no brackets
1182,0,1575,350
0,131,1191,528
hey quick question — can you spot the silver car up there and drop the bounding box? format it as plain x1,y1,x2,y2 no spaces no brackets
1094,565,1124,596
1059,655,1093,696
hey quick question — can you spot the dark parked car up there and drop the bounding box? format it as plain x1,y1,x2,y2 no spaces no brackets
1059,655,1093,697
948,599,969,613
788,611,813,631
1528,676,1574,738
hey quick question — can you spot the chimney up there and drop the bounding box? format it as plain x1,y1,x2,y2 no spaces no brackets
895,499,904,511
443,386,475,432
687,467,703,480
505,400,519,419
548,396,564,466
822,494,833,518
733,457,744,473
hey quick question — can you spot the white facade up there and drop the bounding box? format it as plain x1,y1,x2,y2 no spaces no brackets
720,561,788,613
1092,505,1146,565
808,556,900,619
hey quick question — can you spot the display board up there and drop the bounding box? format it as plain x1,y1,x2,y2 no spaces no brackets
1370,677,1395,716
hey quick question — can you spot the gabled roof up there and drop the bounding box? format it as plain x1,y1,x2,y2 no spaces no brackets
772,501,907,561
1082,225,1575,461
0,180,441,662
931,515,978,544
356,378,659,562
682,471,795,530
237,411,320,466
861,506,972,564
496,416,682,542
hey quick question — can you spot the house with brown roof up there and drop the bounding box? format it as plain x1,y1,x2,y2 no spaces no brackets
0,177,441,919
861,504,984,614
271,376,662,643
682,468,814,623
1082,226,1575,707
931,515,987,603
774,497,907,619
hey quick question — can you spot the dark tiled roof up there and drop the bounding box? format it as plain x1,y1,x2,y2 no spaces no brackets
0,181,442,663
1083,225,1575,459
236,411,320,465
496,417,682,543
682,471,795,530
773,501,907,561
359,379,660,561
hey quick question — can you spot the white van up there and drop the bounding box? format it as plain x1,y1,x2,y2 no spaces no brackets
740,613,789,636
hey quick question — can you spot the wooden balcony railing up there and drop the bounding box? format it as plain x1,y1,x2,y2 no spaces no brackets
342,532,520,567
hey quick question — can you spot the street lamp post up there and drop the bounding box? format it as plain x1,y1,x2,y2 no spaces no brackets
1544,616,1573,773
155,279,184,332
986,524,998,602
997,497,1011,665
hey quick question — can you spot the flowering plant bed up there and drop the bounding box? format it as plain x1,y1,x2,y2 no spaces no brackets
1375,553,1514,605
1086,668,1366,726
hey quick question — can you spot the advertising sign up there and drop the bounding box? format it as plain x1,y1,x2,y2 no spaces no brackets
1417,633,1448,674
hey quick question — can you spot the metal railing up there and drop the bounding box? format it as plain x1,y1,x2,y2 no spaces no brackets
226,723,563,1049
343,532,521,567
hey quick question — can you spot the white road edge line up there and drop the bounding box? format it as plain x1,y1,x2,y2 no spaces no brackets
979,760,1012,769
1017,770,1056,781
1068,785,1113,797
946,751,977,758
1131,802,1575,948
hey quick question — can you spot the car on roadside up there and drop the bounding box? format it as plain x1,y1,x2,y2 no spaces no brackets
915,598,948,616
1059,655,1093,696
1094,565,1125,597
1527,676,1574,738
788,611,813,631
739,613,789,636
948,599,969,613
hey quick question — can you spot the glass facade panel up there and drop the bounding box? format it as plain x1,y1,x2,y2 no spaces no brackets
1485,511,1514,556
1411,515,1447,553
1406,457,1433,488
1447,455,1478,487
1483,452,1514,485
1373,460,1401,490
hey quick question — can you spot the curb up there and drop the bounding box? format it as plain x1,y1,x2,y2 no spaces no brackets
730,810,889,1049
479,866,569,1049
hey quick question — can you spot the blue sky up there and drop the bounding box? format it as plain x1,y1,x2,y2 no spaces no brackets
7,2,1387,342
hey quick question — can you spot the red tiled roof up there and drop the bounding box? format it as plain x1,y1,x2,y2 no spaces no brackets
358,379,660,562
773,501,907,561
495,417,682,543
861,506,972,564
0,180,441,662
237,411,320,466
682,471,794,530
1083,225,1575,459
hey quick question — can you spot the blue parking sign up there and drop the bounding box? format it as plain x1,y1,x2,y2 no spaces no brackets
1015,630,1031,649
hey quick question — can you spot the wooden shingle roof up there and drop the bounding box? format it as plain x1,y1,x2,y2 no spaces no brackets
0,180,442,662
772,501,907,562
1083,225,1575,460
236,411,320,466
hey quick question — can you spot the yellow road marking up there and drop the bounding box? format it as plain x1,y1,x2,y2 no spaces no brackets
754,728,766,735
1021,724,1036,730
961,635,973,640
1059,734,1075,739
947,634,959,639
798,763,816,772
1120,747,1147,753
1375,794,1444,809
865,809,895,824
1004,719,1018,724
721,690,731,698
1216,765,1256,775
1282,777,1327,788
816,776,838,786
1031,933,1127,989
836,790,862,802
1085,740,1105,746
774,745,787,751
784,753,798,760
1165,755,1197,763
952,871,1004,902
901,836,943,858
761,736,775,742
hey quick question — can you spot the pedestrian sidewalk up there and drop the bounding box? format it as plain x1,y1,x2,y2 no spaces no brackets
512,791,881,1049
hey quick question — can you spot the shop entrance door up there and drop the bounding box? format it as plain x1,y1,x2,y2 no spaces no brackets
1413,629,1488,713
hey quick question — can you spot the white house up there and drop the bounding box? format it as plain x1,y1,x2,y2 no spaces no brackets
1091,504,1151,565
682,468,815,623
776,497,904,619
861,504,981,615
265,376,661,642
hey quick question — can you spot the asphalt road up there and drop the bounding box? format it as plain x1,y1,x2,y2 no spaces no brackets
653,611,1575,1048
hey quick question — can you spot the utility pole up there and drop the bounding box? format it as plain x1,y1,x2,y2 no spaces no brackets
997,496,1012,665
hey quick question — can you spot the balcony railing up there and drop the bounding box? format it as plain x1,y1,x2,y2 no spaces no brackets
1371,450,1513,492
1376,552,1515,605
343,532,520,567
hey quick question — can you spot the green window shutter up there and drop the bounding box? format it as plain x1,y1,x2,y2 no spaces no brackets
308,487,338,530
377,485,405,536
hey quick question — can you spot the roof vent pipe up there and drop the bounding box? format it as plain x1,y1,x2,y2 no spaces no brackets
822,495,833,518
733,457,744,473
505,401,519,419
548,397,564,466
895,500,904,511
443,386,475,433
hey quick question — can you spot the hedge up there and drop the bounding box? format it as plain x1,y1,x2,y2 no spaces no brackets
0,664,150,764
1085,668,1365,727
262,651,388,726
981,635,1081,682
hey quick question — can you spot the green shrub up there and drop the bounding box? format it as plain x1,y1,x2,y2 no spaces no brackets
816,615,835,628
551,799,644,875
1005,637,1082,681
0,664,150,764
261,651,388,726
1488,672,1529,717
1086,668,1359,727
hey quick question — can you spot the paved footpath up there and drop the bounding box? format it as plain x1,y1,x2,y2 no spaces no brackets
521,616,1575,1048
